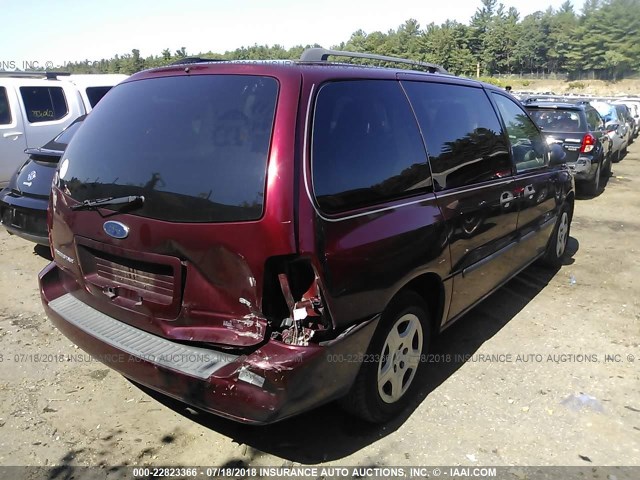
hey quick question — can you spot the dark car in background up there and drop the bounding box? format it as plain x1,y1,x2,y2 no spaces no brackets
0,116,85,244
526,101,611,196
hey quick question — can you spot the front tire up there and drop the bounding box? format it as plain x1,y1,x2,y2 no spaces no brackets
340,291,430,423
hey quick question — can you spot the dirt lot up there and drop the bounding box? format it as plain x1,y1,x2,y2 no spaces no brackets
506,77,640,96
0,146,638,477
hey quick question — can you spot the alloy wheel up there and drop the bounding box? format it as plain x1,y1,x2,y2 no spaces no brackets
377,313,423,403
556,211,569,258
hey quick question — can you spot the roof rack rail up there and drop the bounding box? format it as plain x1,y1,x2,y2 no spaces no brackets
169,57,224,66
0,71,70,80
300,48,448,74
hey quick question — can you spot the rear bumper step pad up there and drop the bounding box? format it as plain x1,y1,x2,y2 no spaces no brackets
49,293,237,379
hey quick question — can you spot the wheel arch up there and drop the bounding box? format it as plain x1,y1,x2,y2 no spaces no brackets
565,190,575,221
391,272,446,339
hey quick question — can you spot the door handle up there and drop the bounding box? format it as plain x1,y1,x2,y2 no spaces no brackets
3,131,23,139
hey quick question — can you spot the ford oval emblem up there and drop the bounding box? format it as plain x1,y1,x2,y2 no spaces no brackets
103,221,129,239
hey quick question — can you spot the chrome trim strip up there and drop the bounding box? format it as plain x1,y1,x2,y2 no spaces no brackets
317,195,438,222
462,241,517,277
461,214,557,277
302,83,317,215
433,178,514,199
513,170,556,181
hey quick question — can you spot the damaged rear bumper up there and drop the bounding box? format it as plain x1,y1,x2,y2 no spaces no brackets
567,156,598,180
39,262,379,424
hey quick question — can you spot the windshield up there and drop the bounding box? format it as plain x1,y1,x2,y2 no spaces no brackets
59,74,278,223
528,109,584,132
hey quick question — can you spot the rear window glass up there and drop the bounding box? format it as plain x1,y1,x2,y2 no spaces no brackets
85,86,112,107
0,87,11,124
312,80,429,214
528,109,584,133
592,103,617,123
60,75,278,223
20,86,68,123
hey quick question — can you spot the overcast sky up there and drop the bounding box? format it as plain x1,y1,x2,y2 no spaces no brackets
0,0,586,67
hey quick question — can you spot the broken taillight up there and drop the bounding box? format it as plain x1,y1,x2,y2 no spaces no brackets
263,257,330,346
277,273,325,346
580,133,596,153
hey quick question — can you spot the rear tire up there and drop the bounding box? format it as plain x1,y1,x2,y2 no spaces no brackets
340,291,430,423
541,203,571,268
584,161,601,197
602,154,612,177
613,149,621,163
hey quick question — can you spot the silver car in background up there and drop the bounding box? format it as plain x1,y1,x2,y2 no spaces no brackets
592,101,629,161
613,100,639,139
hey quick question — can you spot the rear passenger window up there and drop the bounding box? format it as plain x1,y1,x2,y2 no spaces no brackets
492,93,547,173
587,109,603,130
19,86,68,123
402,82,511,190
312,80,430,214
85,86,112,108
0,88,11,125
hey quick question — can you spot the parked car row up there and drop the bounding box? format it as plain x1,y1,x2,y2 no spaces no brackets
0,72,127,186
520,94,638,196
0,116,85,244
0,72,126,244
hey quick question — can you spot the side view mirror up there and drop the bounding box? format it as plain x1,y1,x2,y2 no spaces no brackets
606,123,619,133
549,144,566,165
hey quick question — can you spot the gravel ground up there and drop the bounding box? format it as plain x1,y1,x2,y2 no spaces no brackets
0,146,638,479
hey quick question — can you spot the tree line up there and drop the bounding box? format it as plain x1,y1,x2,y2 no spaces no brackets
53,0,639,80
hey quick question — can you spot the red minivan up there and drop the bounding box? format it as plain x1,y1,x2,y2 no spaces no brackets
40,49,574,424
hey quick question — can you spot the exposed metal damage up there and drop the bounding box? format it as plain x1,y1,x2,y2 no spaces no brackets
222,298,266,339
274,272,327,346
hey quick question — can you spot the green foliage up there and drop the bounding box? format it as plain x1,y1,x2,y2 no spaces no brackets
38,0,640,80
567,81,586,89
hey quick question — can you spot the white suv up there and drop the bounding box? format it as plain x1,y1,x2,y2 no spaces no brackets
0,72,127,186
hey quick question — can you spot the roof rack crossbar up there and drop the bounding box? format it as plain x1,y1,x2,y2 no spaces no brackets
300,48,448,74
0,71,70,79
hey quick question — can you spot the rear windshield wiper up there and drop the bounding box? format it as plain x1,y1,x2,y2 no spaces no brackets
70,195,145,211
